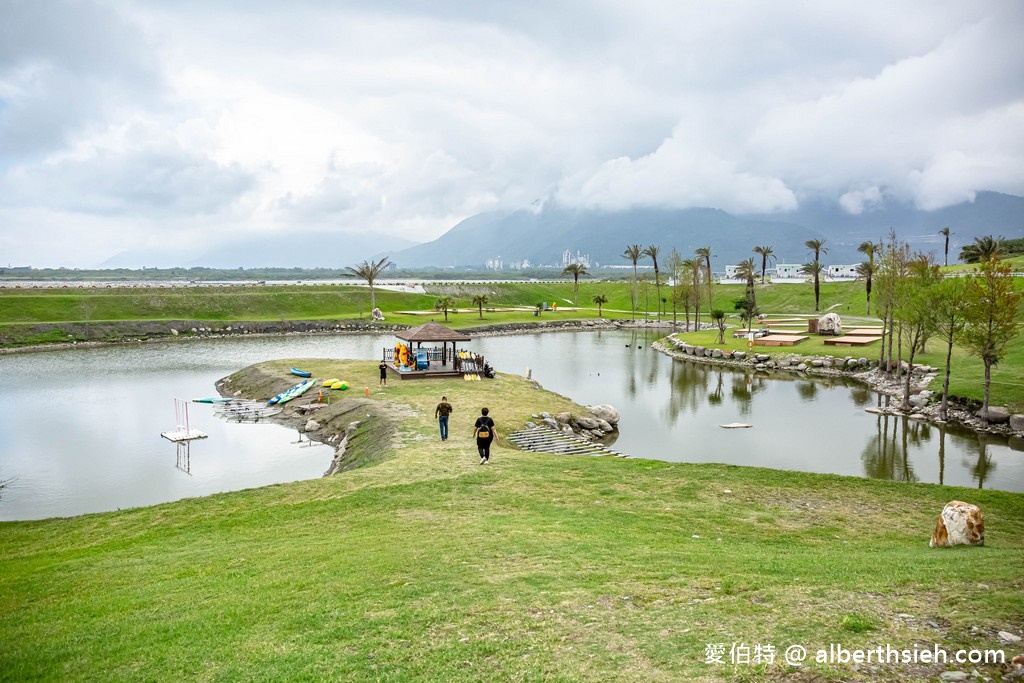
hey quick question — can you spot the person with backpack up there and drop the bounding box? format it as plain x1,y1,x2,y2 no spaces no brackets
474,407,497,464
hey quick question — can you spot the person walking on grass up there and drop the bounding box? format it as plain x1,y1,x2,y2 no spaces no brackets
434,395,453,441
379,360,388,387
474,407,497,464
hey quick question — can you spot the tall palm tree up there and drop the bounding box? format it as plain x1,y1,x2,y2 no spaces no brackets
804,239,828,312
641,244,662,320
472,294,488,320
622,244,642,320
800,261,825,311
561,262,589,306
938,226,952,267
592,294,608,317
695,246,713,312
681,258,700,328
434,296,455,322
737,257,757,301
857,240,880,316
855,260,877,315
753,245,775,284
344,256,391,315
959,235,1003,264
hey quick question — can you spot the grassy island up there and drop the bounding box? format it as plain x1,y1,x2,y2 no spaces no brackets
1,360,1022,682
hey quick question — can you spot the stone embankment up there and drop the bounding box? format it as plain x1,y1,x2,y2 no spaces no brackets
523,403,621,442
656,335,1024,441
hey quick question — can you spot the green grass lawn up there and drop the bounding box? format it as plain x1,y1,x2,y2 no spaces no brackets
1,362,1022,682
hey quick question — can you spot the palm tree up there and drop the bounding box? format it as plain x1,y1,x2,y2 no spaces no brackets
800,261,825,311
592,293,608,317
622,244,642,320
959,235,1003,264
641,244,662,320
472,294,488,320
695,246,713,312
804,239,828,312
736,257,757,307
857,240,880,315
753,245,775,284
855,260,877,315
681,257,701,327
938,226,952,267
434,296,455,322
344,256,391,315
561,262,589,306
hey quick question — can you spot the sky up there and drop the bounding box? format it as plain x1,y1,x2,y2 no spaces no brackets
1,0,1023,268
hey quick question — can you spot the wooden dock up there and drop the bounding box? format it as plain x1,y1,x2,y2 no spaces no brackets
754,334,809,346
824,335,882,346
506,426,628,458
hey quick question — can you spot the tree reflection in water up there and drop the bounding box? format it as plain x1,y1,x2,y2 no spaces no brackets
964,433,1000,489
796,381,817,402
860,413,921,483
665,360,709,424
708,369,724,405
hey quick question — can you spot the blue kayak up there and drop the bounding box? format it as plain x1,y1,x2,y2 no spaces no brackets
268,378,317,405
290,368,312,377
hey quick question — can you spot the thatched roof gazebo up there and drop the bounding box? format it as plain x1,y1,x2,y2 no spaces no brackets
385,321,482,379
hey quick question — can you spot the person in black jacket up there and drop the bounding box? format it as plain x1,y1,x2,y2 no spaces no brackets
473,407,497,464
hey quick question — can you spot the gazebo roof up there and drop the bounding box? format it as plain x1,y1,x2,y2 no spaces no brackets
395,321,471,343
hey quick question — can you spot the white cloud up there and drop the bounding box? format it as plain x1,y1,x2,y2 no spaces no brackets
0,0,1022,266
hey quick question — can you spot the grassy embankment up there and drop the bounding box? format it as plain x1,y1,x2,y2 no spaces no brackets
1,359,1022,682
2,275,1022,409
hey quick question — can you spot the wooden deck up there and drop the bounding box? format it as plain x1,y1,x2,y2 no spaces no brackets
823,335,882,347
754,334,809,346
845,327,887,335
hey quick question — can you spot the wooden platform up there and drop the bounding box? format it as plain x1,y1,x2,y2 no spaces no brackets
823,335,882,346
845,327,887,335
754,334,809,346
506,427,628,458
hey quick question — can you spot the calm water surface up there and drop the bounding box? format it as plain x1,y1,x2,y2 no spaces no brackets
1,329,1020,520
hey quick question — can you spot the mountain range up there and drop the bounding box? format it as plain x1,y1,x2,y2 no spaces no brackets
99,191,1024,270
390,191,1024,269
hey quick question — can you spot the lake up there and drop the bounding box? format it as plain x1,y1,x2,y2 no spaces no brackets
0,328,1020,520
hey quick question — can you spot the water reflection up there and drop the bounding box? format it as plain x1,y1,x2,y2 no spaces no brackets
1,330,1022,521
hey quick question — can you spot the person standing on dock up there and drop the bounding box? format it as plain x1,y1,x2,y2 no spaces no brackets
474,407,497,464
434,396,453,441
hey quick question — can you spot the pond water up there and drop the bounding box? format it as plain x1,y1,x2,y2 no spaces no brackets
0,329,1020,521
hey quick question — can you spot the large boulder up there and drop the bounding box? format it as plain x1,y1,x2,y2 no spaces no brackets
1010,414,1024,432
817,312,843,335
929,501,985,548
977,406,1010,424
588,404,620,426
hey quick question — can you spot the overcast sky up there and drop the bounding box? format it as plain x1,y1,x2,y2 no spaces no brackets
2,1,1022,267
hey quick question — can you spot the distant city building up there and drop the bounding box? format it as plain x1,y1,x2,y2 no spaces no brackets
826,264,859,279
562,249,591,268
775,263,803,279
485,256,503,270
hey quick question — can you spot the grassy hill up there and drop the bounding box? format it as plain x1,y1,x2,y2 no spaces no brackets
1,361,1022,682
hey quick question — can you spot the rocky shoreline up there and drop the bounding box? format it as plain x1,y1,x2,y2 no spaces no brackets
653,335,1024,443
